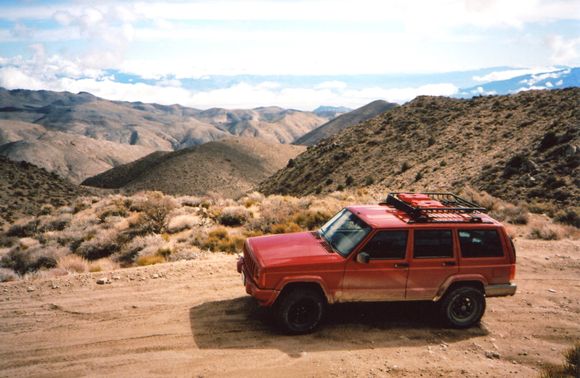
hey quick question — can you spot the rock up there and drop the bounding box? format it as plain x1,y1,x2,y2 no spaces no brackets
548,289,557,293
27,286,35,292
112,275,121,280
485,351,501,359
152,273,159,279
96,277,109,285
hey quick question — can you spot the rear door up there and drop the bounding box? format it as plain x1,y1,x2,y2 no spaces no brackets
406,228,459,300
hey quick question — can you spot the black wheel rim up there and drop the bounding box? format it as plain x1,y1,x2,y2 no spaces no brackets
450,294,477,321
288,299,318,328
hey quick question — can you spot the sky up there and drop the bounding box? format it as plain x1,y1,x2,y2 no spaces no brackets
0,0,579,110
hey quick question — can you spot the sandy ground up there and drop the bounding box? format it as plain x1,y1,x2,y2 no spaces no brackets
0,238,578,377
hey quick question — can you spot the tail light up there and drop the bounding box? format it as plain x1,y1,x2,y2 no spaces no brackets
509,265,516,281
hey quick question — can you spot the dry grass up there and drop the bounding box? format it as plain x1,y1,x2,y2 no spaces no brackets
542,343,580,378
57,254,89,273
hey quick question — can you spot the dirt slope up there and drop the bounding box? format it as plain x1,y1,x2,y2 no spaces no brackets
0,238,578,377
0,156,91,225
260,89,579,209
294,100,397,146
83,137,305,197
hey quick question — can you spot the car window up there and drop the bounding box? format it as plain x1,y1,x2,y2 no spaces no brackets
413,230,453,258
459,229,504,258
362,231,408,259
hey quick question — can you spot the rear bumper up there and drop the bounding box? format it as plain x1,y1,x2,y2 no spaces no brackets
485,283,517,297
238,256,278,306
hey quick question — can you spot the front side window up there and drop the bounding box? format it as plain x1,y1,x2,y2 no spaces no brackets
320,209,371,257
413,230,453,258
362,230,408,259
459,229,504,258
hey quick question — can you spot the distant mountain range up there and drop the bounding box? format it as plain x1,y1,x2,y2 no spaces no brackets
0,88,333,182
457,67,579,97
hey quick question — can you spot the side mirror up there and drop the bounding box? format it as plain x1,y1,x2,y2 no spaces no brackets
357,252,370,264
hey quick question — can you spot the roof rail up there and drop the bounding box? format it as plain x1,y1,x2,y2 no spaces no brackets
380,192,487,223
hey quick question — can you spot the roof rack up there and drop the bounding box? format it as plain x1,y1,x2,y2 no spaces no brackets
380,192,488,223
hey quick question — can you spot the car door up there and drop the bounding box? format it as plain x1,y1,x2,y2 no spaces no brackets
406,228,459,300
340,230,410,301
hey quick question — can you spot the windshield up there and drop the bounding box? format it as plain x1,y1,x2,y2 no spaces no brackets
320,209,371,257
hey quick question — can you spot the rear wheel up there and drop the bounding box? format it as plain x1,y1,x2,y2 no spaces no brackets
439,286,485,328
275,288,325,334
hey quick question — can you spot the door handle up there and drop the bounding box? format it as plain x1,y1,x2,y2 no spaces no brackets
442,261,456,267
394,263,409,268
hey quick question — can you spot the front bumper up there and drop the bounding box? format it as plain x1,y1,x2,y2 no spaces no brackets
485,283,517,297
237,256,278,306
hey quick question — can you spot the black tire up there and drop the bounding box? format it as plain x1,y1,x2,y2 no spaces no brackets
439,286,486,328
275,288,325,334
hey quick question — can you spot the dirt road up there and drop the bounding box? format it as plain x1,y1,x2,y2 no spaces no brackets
1,238,578,377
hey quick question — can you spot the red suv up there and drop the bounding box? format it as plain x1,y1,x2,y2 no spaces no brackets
237,193,517,334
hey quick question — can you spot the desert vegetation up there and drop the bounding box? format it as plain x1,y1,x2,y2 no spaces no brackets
1,187,577,282
0,190,375,281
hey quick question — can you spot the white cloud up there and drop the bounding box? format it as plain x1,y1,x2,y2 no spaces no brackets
546,35,580,66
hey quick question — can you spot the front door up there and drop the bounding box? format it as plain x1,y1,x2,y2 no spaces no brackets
406,229,459,300
340,230,410,301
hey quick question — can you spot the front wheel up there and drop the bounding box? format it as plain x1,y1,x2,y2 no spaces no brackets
275,288,325,334
439,286,486,328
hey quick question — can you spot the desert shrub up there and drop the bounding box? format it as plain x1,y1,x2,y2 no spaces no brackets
130,192,177,235
116,234,164,264
39,204,55,215
177,195,203,207
542,343,579,378
0,267,18,282
336,184,345,191
415,172,423,182
7,218,40,237
554,209,580,228
198,228,245,253
293,210,331,230
401,161,411,172
38,213,72,232
88,258,119,272
0,245,65,275
271,222,302,234
490,204,530,225
136,254,165,266
57,254,89,273
167,214,200,233
167,245,200,262
76,229,121,260
218,206,251,227
345,175,354,186
529,224,562,240
365,176,375,186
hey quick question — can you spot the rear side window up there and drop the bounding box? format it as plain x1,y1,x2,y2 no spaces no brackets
413,230,453,258
362,231,408,259
459,229,504,258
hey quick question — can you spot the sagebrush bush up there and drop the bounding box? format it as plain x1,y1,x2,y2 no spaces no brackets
75,229,121,260
130,192,177,234
554,209,580,228
0,245,65,275
197,227,244,253
529,224,562,240
0,267,18,282
167,214,200,233
490,204,529,225
218,206,251,226
293,210,331,230
57,254,89,273
7,218,39,237
116,234,164,264
542,343,579,378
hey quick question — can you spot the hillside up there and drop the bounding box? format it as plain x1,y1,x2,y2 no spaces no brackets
0,88,330,182
0,156,90,225
294,100,398,146
260,88,579,209
82,137,305,197
0,121,155,183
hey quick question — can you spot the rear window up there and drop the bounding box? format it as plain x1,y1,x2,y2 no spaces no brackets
413,230,453,258
459,229,504,258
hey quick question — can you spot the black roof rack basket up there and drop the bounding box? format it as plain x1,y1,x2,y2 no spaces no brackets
382,192,487,222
